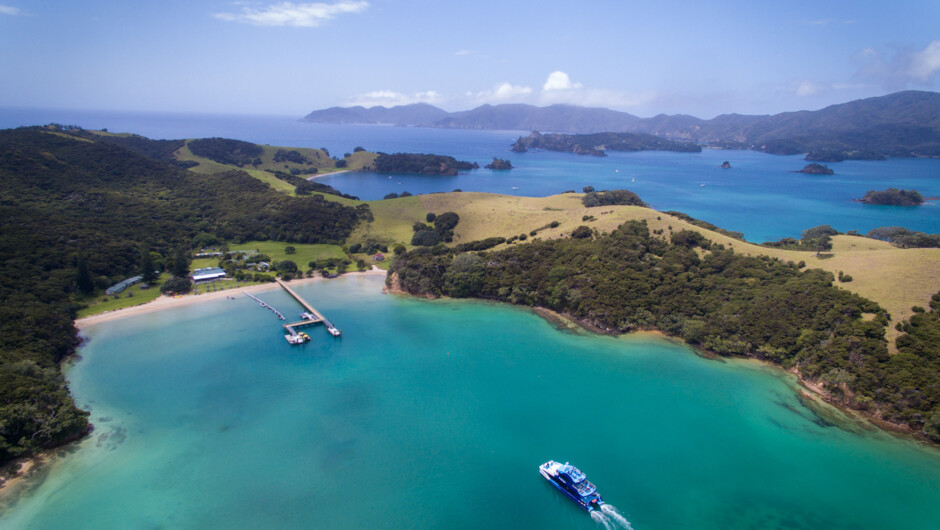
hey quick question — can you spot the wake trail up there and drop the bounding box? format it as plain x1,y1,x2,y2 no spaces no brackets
590,511,614,530
600,504,633,529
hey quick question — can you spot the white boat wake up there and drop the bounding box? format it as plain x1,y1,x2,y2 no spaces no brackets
600,504,633,529
591,510,614,530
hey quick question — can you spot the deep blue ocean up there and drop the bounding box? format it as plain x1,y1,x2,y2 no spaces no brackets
2,107,937,242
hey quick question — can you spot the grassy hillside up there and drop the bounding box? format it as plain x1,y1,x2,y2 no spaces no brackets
175,142,377,194
348,192,940,334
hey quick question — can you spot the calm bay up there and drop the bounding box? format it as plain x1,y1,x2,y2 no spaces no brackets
2,276,940,529
2,110,940,528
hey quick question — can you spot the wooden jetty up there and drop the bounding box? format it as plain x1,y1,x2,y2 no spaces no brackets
275,279,342,337
243,292,286,320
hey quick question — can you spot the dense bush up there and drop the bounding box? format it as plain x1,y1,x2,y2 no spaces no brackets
582,189,647,207
374,153,478,176
188,138,263,167
160,277,192,294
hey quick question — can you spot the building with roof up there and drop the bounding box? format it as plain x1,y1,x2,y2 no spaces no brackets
105,275,143,295
191,267,227,283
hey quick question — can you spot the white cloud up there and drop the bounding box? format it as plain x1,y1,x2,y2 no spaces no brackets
908,40,940,81
347,90,441,107
793,80,821,97
857,40,940,89
537,71,654,108
467,82,533,104
454,50,473,56
0,5,21,15
213,1,368,27
542,71,583,91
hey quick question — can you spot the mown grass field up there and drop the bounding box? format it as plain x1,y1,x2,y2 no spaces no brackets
76,273,170,318
235,241,347,267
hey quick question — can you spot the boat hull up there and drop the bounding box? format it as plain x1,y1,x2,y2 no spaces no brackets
539,466,603,512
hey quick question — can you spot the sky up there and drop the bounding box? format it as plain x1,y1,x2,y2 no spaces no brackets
1,0,939,118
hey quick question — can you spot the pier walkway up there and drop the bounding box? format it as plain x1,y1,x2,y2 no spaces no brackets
275,279,342,337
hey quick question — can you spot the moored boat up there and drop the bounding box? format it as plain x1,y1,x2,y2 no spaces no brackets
539,460,604,511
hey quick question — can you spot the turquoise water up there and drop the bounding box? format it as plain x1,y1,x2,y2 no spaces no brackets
4,276,940,529
2,109,938,242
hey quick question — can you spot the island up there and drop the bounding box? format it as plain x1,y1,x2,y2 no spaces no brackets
857,188,925,206
510,131,702,157
484,157,513,170
720,161,731,169
797,163,834,175
371,152,478,176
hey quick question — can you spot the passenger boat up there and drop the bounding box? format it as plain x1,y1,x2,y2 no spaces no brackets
539,460,604,511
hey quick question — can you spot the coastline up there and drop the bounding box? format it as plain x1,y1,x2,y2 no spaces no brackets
75,269,386,329
75,267,386,330
389,279,932,447
1,270,390,503
305,169,351,182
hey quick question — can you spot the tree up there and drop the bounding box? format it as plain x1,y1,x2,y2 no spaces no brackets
394,244,407,256
171,246,191,278
285,245,296,255
356,259,367,271
76,252,94,294
571,226,593,239
161,277,192,294
140,247,157,284
277,260,298,273
426,212,436,223
335,159,347,168
925,410,940,443
411,230,442,246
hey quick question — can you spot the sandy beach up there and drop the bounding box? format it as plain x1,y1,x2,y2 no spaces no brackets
75,269,387,329
305,169,352,181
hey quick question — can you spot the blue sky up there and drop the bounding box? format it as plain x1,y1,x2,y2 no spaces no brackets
1,0,938,118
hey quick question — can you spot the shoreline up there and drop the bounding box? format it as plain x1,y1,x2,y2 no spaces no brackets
305,169,351,181
75,269,386,329
388,279,933,447
2,270,389,502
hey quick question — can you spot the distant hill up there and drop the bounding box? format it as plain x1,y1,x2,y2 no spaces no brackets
302,102,449,126
302,91,940,158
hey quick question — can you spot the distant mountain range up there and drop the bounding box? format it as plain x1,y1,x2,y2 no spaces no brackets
302,91,940,158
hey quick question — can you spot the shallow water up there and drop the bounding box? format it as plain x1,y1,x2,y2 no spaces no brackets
3,276,940,529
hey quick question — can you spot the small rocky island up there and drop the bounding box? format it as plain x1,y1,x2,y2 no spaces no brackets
797,163,834,175
857,188,925,206
720,161,731,169
485,157,513,170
